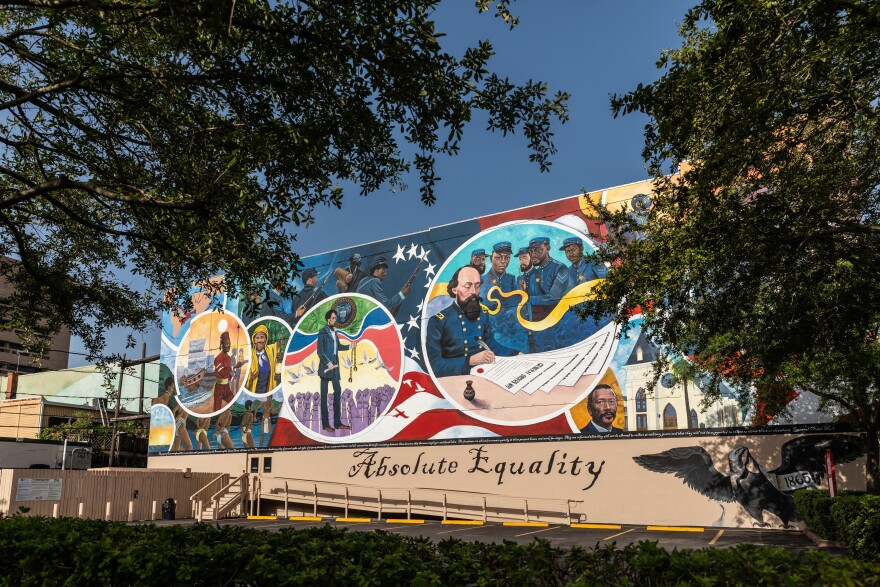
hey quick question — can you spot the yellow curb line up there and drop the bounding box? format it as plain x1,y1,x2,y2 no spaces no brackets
288,516,325,522
647,526,704,533
336,518,372,523
247,516,277,520
571,523,621,530
503,522,550,527
386,519,426,524
441,520,485,525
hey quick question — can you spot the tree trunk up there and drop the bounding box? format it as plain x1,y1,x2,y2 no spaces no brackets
866,425,880,495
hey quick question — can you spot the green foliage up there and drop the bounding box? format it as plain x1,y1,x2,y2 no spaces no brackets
38,410,144,442
1,517,880,585
0,0,568,362
794,490,880,561
585,0,880,490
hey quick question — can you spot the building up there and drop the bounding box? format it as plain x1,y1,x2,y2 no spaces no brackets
621,329,744,431
0,269,71,376
147,176,866,528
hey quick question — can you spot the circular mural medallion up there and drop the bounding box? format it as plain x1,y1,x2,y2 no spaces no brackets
281,293,404,443
420,219,617,425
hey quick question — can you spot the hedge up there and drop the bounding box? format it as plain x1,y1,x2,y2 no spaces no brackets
793,490,880,562
1,517,880,586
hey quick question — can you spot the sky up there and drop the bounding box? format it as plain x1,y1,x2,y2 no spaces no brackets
68,0,695,367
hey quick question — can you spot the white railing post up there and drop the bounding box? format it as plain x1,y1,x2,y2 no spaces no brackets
52,503,59,518
377,490,382,521
344,487,349,519
105,502,111,521
524,500,529,523
78,503,84,518
443,493,448,520
483,496,487,523
407,491,411,520
313,484,318,517
285,482,289,519
567,500,572,526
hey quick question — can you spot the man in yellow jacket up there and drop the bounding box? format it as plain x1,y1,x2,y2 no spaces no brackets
246,324,280,395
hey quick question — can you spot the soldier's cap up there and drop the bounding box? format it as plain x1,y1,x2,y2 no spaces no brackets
470,248,486,258
301,268,318,280
559,236,584,250
349,253,362,264
492,241,513,254
369,256,389,272
528,237,550,248
516,247,531,257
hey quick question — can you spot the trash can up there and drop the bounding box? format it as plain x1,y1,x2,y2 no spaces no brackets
162,498,176,520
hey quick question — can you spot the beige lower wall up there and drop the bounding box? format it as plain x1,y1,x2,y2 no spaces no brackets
150,430,866,528
0,468,221,521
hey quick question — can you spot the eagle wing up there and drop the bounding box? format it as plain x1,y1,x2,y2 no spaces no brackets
633,447,738,503
770,434,865,483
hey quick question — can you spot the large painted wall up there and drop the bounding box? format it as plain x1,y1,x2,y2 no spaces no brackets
148,179,866,526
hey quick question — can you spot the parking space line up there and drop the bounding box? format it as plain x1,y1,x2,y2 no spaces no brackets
647,526,704,533
603,528,636,540
709,529,724,545
437,525,492,535
571,523,621,530
515,526,557,537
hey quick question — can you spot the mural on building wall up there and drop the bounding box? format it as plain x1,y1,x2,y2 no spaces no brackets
634,434,865,527
150,185,826,456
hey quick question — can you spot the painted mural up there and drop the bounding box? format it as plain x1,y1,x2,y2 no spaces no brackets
150,184,829,456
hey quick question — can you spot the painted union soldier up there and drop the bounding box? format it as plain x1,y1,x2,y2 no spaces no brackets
470,248,487,275
524,236,570,321
356,256,408,314
480,241,517,308
290,268,327,325
426,265,515,377
560,236,607,289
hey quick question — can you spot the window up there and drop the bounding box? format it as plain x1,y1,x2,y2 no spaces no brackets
663,404,678,429
635,388,647,412
689,409,698,429
263,457,272,473
636,347,643,362
636,414,648,431
250,457,259,473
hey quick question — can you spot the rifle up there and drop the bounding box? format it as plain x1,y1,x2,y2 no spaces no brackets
391,259,424,317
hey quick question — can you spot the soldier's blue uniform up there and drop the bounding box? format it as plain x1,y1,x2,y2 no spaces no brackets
525,237,570,320
559,237,607,289
356,256,405,314
426,302,515,377
289,268,327,325
480,241,517,308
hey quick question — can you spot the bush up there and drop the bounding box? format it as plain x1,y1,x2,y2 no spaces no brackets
794,490,880,562
1,517,880,586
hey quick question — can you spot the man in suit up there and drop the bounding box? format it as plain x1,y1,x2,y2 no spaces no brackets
318,309,355,432
580,384,624,434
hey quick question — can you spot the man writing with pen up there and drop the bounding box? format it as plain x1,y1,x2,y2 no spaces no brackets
426,265,517,378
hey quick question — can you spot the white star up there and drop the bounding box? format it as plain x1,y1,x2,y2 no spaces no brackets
406,243,419,259
403,379,412,387
420,248,431,261
406,346,420,360
423,262,437,277
416,300,424,314
392,244,407,264
406,315,420,332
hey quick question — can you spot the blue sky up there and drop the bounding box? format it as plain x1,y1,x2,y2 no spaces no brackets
69,1,695,367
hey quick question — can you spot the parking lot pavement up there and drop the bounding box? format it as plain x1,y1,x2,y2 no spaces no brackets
143,517,818,552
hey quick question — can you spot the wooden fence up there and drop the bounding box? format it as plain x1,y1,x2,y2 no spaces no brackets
0,468,220,521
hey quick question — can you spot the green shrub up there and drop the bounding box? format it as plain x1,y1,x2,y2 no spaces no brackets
1,517,880,586
793,490,839,540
